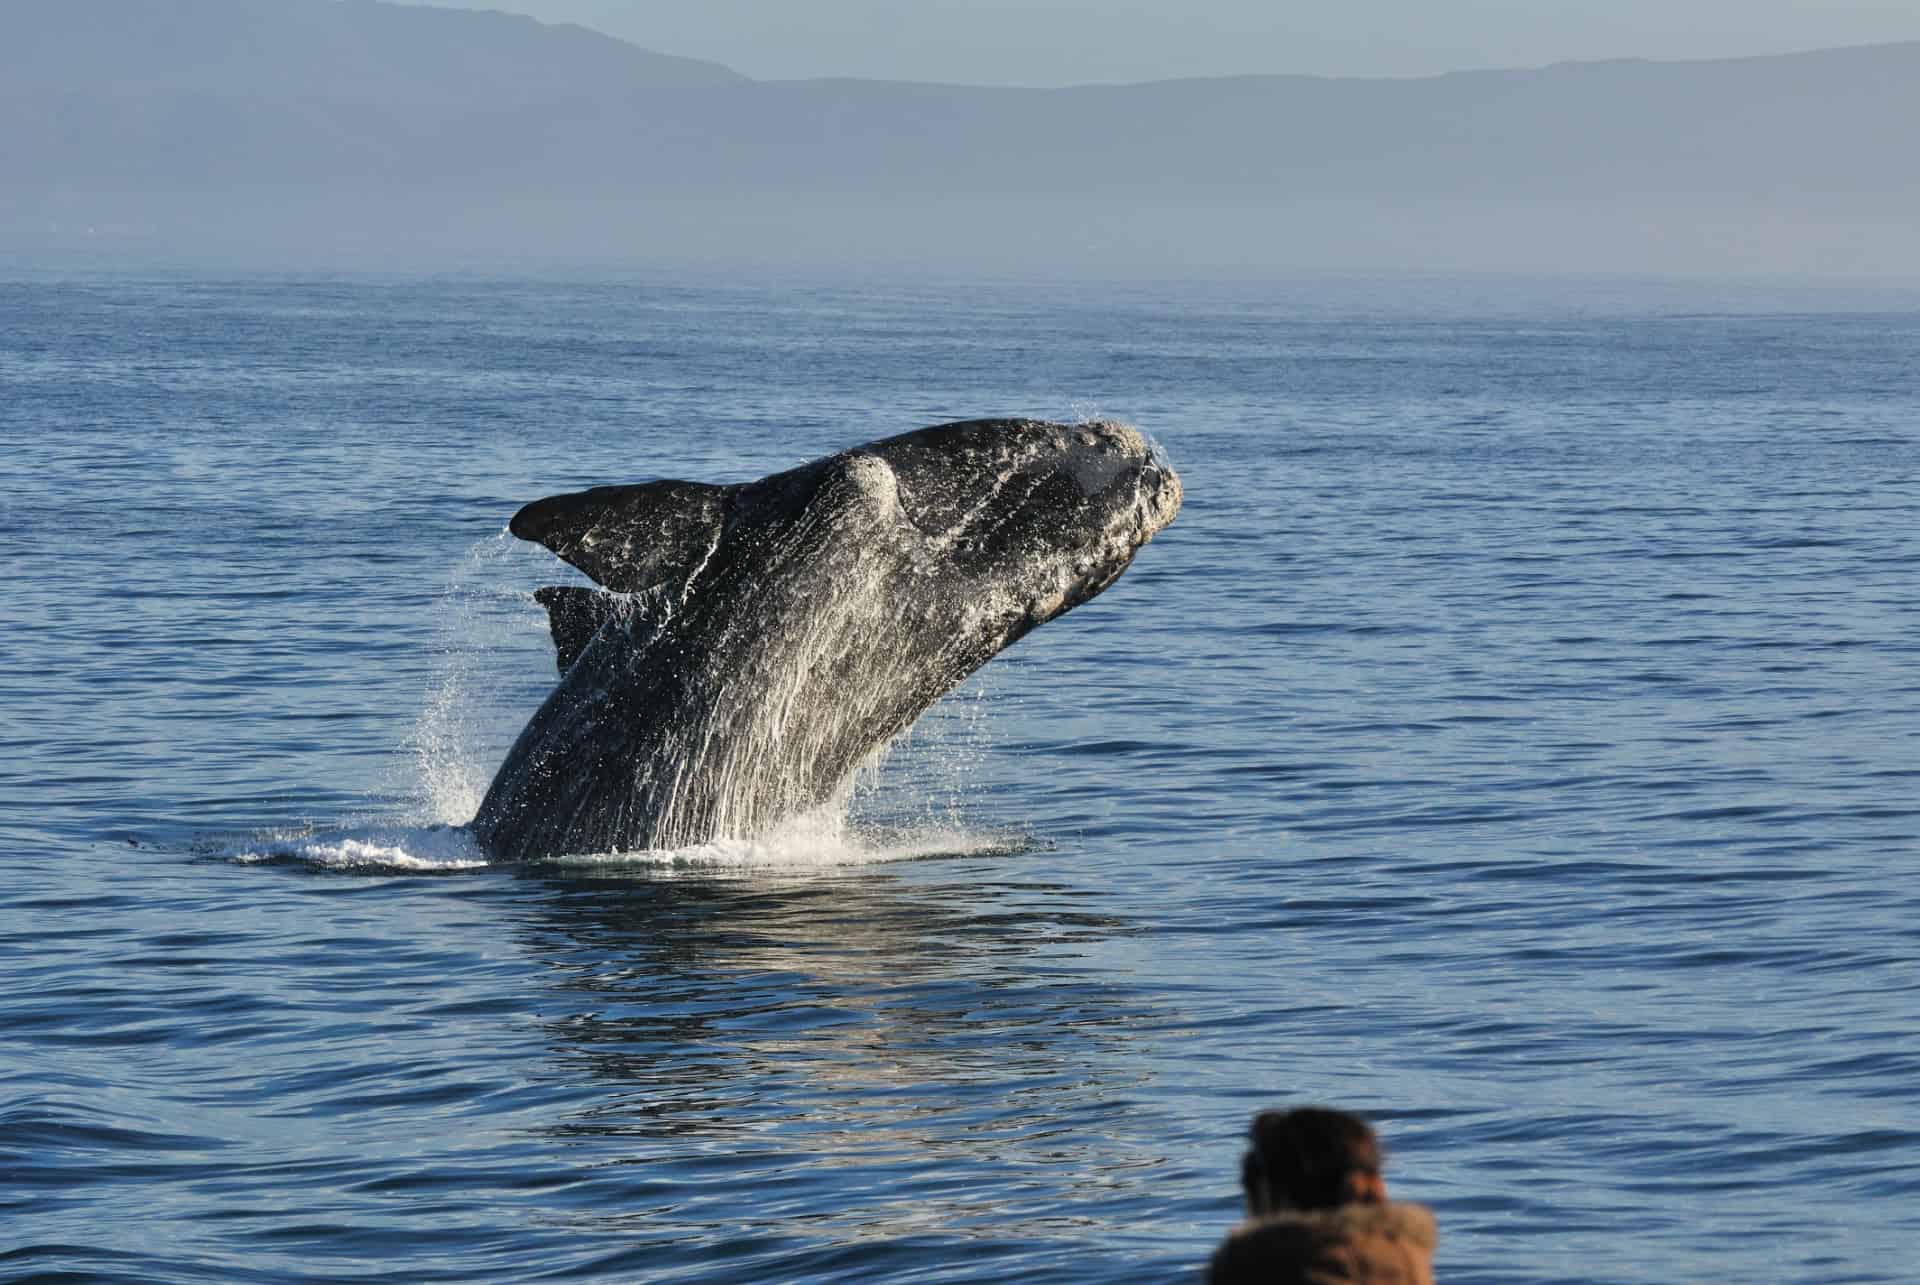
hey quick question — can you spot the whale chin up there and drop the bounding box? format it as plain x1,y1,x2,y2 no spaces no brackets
471,417,1181,861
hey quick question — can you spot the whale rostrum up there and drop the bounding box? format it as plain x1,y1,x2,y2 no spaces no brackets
471,418,1182,860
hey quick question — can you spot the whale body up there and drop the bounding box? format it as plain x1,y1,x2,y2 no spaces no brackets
471,418,1182,861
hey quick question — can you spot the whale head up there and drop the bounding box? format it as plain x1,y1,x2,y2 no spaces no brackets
512,417,1180,650
858,417,1183,644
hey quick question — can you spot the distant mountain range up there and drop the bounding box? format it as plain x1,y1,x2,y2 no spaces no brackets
5,0,1917,273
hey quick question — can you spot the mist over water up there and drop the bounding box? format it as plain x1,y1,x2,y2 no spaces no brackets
4,270,1919,1282
10,0,1920,280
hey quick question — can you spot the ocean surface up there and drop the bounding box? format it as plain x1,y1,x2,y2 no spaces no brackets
3,268,1917,1282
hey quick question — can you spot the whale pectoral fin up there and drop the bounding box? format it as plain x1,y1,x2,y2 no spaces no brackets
510,480,730,591
531,586,623,675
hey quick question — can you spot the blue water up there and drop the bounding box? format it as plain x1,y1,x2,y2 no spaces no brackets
3,270,1918,1282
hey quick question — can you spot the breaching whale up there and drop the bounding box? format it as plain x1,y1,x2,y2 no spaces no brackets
471,418,1182,861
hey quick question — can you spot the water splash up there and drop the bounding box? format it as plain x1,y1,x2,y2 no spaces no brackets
385,525,1017,870
548,809,1030,874
200,816,1025,876
849,670,1000,833
209,823,490,872
403,530,544,826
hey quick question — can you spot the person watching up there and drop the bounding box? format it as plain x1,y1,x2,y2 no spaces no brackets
1207,1106,1437,1284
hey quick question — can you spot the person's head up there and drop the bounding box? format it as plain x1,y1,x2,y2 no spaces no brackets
1240,1106,1387,1216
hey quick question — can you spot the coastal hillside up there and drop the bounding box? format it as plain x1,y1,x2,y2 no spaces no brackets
0,0,743,100
4,0,1915,272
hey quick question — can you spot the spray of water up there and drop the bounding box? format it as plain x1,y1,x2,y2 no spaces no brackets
364,512,1021,870
213,419,1177,875
219,823,490,872
404,530,543,825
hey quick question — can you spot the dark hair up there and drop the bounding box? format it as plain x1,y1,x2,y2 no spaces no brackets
1241,1107,1382,1213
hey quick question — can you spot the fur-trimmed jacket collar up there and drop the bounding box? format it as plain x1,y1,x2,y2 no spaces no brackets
1207,1201,1437,1285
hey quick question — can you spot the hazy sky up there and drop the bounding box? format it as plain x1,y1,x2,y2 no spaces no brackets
409,0,1920,84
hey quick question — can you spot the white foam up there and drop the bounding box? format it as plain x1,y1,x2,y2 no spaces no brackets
221,823,490,872
381,493,1049,866
212,818,1023,876
548,820,1026,873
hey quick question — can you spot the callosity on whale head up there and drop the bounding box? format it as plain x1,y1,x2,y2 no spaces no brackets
470,418,1181,861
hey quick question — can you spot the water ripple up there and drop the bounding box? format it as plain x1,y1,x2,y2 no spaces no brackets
5,274,1919,1281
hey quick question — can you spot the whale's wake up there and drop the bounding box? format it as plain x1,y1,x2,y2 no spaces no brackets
205,815,1027,875
215,823,491,872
